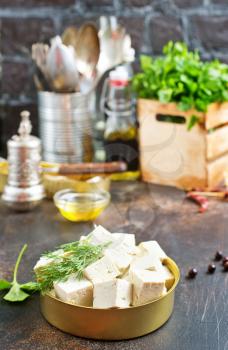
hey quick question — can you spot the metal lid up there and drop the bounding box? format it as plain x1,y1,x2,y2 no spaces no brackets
8,111,41,149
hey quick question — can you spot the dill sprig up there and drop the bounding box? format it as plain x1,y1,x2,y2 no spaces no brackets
36,240,107,293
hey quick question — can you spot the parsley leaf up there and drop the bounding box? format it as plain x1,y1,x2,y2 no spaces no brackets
4,283,29,302
1,244,39,303
0,279,12,290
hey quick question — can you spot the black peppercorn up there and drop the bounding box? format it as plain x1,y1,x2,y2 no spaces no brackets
188,268,198,279
207,264,216,274
215,251,223,261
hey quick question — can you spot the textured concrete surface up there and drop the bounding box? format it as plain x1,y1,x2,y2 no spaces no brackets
0,181,228,349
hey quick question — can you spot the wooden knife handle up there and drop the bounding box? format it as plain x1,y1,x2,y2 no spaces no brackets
58,161,127,175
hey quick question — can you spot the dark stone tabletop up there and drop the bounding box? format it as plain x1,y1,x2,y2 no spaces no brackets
0,181,228,350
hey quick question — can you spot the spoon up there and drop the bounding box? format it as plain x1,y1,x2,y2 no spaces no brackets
46,36,79,92
62,26,78,51
75,23,100,80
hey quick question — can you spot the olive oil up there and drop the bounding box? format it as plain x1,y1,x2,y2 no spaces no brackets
104,129,139,175
54,189,110,222
101,66,139,180
57,203,108,222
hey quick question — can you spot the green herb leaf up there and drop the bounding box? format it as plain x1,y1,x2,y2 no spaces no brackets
1,244,39,303
222,90,228,100
140,55,153,71
187,115,200,131
178,97,193,111
158,89,172,103
3,283,30,302
0,279,12,291
13,245,27,281
36,240,108,293
20,282,40,292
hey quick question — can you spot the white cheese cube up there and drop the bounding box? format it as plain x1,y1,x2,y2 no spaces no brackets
138,241,167,261
134,246,142,256
112,233,135,245
155,264,175,290
114,233,135,245
84,255,120,283
129,254,174,290
33,249,64,272
111,233,137,255
130,254,161,273
121,270,131,282
131,269,166,306
87,225,114,246
93,278,132,308
34,256,54,272
54,275,93,306
104,248,133,273
112,233,124,240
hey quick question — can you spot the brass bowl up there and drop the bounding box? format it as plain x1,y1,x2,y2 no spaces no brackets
43,174,111,199
40,257,180,340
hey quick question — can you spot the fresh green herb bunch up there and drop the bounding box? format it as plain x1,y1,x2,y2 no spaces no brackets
132,41,228,129
36,240,107,293
0,244,39,302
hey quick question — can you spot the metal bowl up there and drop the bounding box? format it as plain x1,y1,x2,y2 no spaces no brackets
40,257,180,340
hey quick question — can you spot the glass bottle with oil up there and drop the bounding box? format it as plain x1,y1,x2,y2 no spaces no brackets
101,66,139,180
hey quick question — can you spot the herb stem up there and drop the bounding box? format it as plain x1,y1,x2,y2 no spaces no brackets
13,244,28,283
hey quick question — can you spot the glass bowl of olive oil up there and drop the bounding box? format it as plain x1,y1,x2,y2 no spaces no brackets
54,189,111,222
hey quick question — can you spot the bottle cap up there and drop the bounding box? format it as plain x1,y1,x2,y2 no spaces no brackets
9,110,40,149
109,66,129,86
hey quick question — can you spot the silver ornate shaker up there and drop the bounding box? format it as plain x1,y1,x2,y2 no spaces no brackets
2,110,45,211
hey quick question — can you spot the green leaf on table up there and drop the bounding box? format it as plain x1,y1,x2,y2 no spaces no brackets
20,281,40,292
3,283,30,302
1,244,39,303
0,279,12,291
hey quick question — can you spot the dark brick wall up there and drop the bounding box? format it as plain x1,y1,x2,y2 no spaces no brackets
1,0,228,155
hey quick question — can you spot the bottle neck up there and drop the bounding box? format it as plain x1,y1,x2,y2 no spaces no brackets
106,79,133,113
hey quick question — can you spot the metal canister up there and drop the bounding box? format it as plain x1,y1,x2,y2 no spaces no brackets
2,111,45,211
38,91,94,163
